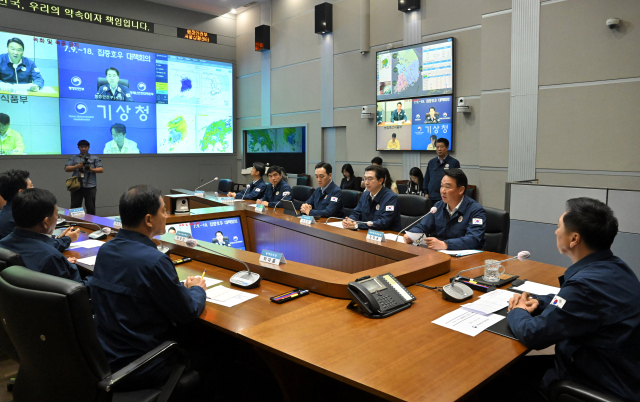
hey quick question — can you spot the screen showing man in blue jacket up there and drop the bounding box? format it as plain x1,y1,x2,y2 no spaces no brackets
404,168,485,250
0,38,44,91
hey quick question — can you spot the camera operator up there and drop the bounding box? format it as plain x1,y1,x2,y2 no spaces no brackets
64,139,103,215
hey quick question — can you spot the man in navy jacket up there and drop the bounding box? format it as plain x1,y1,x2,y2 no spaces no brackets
257,165,292,208
423,138,460,205
300,162,343,218
405,168,485,250
228,161,267,201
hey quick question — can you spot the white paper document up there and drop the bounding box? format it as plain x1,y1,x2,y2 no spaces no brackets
76,256,97,266
461,289,514,315
68,240,104,249
432,308,505,337
384,233,403,242
247,204,258,208
511,282,560,296
205,285,258,307
200,277,223,288
438,249,483,257
326,221,344,228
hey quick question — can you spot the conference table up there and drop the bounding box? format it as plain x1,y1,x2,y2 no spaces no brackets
60,190,566,401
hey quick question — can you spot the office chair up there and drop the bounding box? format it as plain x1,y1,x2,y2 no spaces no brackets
217,179,235,195
551,380,624,402
0,247,24,273
396,180,409,194
0,247,23,391
291,186,315,209
341,190,362,217
484,207,510,254
97,78,130,90
0,266,199,402
398,194,430,231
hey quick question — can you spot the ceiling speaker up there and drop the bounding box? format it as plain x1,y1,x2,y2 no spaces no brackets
315,2,333,34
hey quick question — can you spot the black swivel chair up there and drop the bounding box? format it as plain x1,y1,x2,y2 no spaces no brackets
97,78,130,90
484,207,510,254
398,194,430,231
217,179,235,195
0,247,24,273
291,186,315,209
0,247,23,391
342,190,362,217
551,380,624,402
0,266,199,402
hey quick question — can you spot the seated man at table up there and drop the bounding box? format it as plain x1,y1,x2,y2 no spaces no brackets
403,168,485,250
91,184,206,391
257,165,292,208
0,188,86,285
227,161,267,200
343,165,401,232
300,162,343,219
505,198,640,401
0,169,79,249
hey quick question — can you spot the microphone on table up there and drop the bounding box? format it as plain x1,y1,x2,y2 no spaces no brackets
239,183,251,201
396,207,437,241
195,177,218,196
83,223,113,240
441,251,531,303
184,238,260,289
272,191,291,212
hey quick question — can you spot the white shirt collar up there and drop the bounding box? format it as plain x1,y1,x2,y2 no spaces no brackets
438,155,447,163
320,181,331,193
369,187,382,200
11,59,23,68
446,196,464,216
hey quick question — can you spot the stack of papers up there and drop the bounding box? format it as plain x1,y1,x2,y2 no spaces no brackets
511,282,560,296
77,256,97,266
432,308,505,337
68,240,104,249
325,221,344,228
461,289,514,315
205,285,258,307
438,249,483,257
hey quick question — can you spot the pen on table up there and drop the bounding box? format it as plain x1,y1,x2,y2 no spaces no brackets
201,268,207,279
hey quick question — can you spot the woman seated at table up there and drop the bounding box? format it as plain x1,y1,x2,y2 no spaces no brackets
406,167,424,196
339,163,358,190
382,168,398,194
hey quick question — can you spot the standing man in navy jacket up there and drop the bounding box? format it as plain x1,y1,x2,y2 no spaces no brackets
227,161,267,200
423,138,460,207
344,165,401,232
505,198,640,401
405,168,485,250
257,165,292,208
300,162,343,218
91,184,206,391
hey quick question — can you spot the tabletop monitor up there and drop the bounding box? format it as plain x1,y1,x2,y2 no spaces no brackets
0,29,232,155
165,216,246,250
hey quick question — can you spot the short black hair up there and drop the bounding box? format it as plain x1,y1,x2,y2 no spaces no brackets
216,231,223,236
429,107,436,111
7,38,24,50
110,123,126,135
430,135,437,141
253,161,266,176
168,226,176,232
382,167,394,189
0,113,9,125
371,157,383,165
364,165,385,182
391,133,396,138
341,163,355,178
0,169,30,201
563,198,618,251
436,138,449,148
443,168,467,190
119,184,163,228
12,188,56,229
409,167,424,190
315,162,332,175
77,139,90,147
105,67,120,77
397,102,402,106
267,165,285,176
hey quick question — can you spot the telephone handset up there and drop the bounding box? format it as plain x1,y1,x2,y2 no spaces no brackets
347,273,417,318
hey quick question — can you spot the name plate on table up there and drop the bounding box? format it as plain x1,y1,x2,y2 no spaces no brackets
212,197,234,203
195,190,205,197
300,216,316,225
113,217,122,228
259,250,286,265
366,229,386,242
255,204,265,213
174,231,191,243
69,208,85,218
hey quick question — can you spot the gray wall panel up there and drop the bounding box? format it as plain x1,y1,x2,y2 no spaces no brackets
422,0,481,36
482,0,512,15
237,4,261,36
236,33,262,76
271,0,325,24
237,74,261,118
611,232,640,279
334,51,375,108
477,169,508,209
480,12,511,91
508,220,571,269
452,97,480,167
510,184,607,224
271,10,322,69
333,0,361,54
535,173,640,191
479,92,509,168
370,0,403,47
608,190,640,235
271,61,321,114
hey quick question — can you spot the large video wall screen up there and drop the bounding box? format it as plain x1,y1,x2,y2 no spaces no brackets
0,30,233,155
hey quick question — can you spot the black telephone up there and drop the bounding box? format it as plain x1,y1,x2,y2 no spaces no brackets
347,273,417,318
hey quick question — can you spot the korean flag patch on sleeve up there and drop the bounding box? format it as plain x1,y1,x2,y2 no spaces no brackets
551,295,566,309
331,197,338,202
386,205,394,211
472,218,483,225
255,188,261,192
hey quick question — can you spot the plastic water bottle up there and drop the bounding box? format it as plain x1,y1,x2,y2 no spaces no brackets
214,192,219,197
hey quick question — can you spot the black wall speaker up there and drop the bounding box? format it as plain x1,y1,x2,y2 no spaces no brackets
315,2,333,34
255,25,270,51
398,0,420,12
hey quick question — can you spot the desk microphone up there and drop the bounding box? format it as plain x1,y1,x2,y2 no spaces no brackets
441,251,531,303
184,239,261,289
81,222,112,240
324,217,345,225
396,207,437,241
272,191,291,212
195,177,218,195
240,183,251,201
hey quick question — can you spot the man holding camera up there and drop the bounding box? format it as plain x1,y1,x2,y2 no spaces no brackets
64,139,103,215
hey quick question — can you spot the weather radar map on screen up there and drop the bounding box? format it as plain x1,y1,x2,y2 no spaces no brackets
246,127,304,153
0,29,232,156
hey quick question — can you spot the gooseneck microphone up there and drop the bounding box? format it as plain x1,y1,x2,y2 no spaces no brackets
272,191,291,212
396,206,437,241
83,222,112,240
195,177,218,193
184,239,261,289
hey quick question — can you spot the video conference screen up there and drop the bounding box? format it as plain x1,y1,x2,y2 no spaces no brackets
165,216,246,251
0,30,232,155
376,95,453,151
